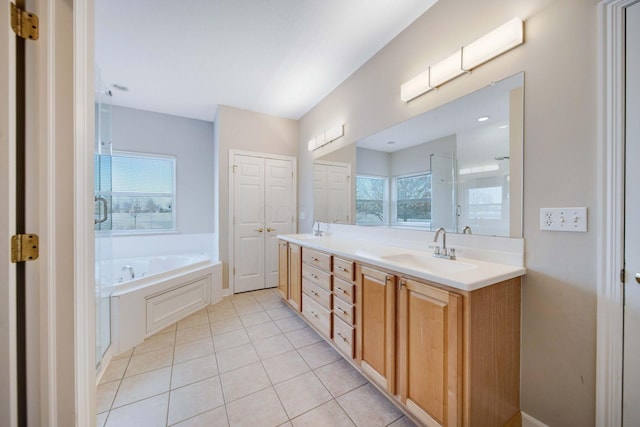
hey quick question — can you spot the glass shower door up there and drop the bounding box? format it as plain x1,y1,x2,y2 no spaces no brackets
430,154,458,232
95,75,113,369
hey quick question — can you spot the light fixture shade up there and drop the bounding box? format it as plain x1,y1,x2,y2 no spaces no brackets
400,69,432,102
307,137,317,151
462,17,523,70
325,124,344,142
429,50,465,87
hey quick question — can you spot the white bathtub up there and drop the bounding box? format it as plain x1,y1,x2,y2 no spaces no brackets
108,252,222,354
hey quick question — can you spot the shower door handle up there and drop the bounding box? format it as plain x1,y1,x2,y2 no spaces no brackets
95,196,108,224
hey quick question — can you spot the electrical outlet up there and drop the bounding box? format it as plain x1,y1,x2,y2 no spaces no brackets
540,207,587,232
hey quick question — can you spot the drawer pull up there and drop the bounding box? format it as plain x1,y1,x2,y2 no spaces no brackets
310,310,319,318
336,332,349,343
337,266,350,273
312,257,319,262
311,290,319,297
336,307,347,315
311,274,319,280
336,286,346,294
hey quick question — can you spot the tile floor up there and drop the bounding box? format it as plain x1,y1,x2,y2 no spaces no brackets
97,288,416,427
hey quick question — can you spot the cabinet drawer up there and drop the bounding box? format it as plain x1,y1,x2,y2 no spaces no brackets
333,296,355,325
302,294,331,338
302,247,332,271
302,264,332,291
333,257,355,282
302,279,332,310
333,315,355,358
333,277,355,304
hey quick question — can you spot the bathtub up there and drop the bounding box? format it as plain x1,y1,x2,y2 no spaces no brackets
108,252,222,354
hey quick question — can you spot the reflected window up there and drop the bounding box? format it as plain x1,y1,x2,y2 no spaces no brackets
356,175,387,225
393,173,431,225
106,152,176,232
467,186,502,220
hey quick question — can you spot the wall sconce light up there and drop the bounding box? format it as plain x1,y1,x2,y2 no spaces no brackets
308,124,344,151
400,17,524,102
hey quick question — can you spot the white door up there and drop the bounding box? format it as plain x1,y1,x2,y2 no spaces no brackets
624,2,640,425
313,161,351,223
0,2,17,424
232,153,295,293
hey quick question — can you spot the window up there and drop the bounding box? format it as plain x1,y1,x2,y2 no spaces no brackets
467,186,502,220
101,152,176,232
356,175,387,225
393,173,431,225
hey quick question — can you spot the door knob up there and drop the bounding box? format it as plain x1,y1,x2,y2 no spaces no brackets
636,273,640,284
255,227,264,232
267,227,275,232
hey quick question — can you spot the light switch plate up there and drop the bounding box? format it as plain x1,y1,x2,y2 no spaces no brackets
540,207,587,232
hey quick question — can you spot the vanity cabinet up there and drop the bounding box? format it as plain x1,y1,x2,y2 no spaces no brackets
397,277,463,427
355,265,396,393
287,243,302,311
301,247,333,337
333,256,356,358
277,241,289,299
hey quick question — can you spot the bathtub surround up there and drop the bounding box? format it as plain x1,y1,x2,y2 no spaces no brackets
111,233,218,261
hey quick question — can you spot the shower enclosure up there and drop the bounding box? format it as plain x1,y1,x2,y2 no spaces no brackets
95,69,113,370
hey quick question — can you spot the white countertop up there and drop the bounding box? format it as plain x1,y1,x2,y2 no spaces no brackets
278,233,526,292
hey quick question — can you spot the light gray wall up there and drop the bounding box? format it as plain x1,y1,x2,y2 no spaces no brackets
111,106,215,234
298,0,598,425
215,105,298,289
356,148,390,177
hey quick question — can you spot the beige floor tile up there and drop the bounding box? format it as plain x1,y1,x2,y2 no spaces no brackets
297,341,341,369
168,376,225,425
259,299,288,311
208,308,239,323
274,371,332,418
178,310,210,329
274,316,308,333
207,301,235,313
388,416,418,427
157,323,178,335
213,329,250,352
112,347,133,361
174,337,215,364
285,327,323,349
239,311,272,327
134,331,176,356
99,357,129,384
235,303,265,315
210,318,243,336
245,321,282,342
314,359,368,397
216,343,260,373
171,354,219,389
337,383,403,427
220,362,272,402
176,323,212,345
106,393,169,427
171,405,229,427
230,293,258,305
262,351,310,385
253,334,294,360
226,387,288,427
96,380,119,414
291,400,355,427
266,307,295,321
112,366,172,408
125,347,174,377
96,411,108,427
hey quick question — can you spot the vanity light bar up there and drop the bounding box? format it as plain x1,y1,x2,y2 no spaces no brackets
400,17,524,102
308,124,344,151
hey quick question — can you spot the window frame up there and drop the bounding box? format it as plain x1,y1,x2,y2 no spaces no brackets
391,172,432,228
104,150,177,235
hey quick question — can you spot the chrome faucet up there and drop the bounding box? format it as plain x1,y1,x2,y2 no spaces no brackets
313,221,323,237
462,225,472,234
432,227,456,260
121,265,135,280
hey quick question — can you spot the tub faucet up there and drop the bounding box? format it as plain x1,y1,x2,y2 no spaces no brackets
433,227,456,260
121,265,135,280
462,225,472,234
314,221,323,237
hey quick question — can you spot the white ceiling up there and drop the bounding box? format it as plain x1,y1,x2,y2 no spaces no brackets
95,0,437,122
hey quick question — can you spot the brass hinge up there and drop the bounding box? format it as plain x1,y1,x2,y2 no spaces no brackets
621,268,626,283
11,234,39,263
10,3,39,40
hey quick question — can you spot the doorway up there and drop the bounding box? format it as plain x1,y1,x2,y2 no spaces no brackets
229,151,296,293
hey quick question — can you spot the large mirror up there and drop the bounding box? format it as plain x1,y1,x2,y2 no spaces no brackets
313,72,523,237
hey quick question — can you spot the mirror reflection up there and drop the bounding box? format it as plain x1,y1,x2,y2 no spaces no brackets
313,72,523,237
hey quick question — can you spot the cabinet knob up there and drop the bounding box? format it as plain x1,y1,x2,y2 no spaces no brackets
336,332,348,343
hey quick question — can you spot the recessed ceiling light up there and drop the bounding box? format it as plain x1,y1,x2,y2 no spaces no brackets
499,124,509,129
112,84,129,92
387,141,396,145
477,116,489,122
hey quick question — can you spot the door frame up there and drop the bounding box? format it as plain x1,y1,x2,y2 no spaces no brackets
228,149,297,294
596,1,636,425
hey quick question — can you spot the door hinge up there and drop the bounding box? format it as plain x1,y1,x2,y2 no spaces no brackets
621,268,626,283
11,234,39,263
10,3,39,40
233,267,236,276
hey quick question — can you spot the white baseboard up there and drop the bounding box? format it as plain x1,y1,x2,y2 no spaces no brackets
522,412,549,427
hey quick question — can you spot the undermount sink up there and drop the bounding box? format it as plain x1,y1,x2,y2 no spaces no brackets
380,253,476,275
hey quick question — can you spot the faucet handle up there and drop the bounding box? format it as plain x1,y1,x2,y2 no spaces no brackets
448,248,456,258
433,245,441,255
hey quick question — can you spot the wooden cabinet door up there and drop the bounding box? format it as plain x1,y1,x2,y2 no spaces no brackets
356,265,396,393
277,241,288,299
398,277,462,427
287,243,302,311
